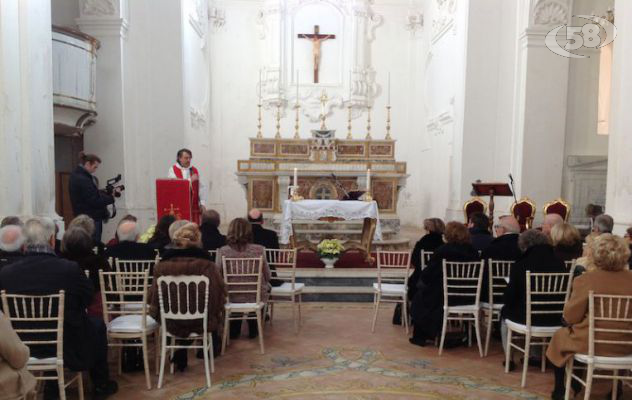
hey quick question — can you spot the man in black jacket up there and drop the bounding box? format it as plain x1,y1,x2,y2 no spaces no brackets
68,152,118,243
248,209,280,249
0,217,117,399
468,212,493,252
200,209,226,254
0,225,24,270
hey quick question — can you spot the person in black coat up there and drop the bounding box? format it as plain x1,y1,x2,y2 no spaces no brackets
409,222,480,346
480,216,522,302
468,212,494,253
501,230,567,359
68,152,119,243
0,217,117,398
104,221,157,263
550,222,583,263
200,209,226,258
248,209,280,250
408,218,445,301
147,214,176,253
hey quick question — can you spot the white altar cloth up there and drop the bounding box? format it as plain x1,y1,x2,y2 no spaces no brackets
279,200,382,244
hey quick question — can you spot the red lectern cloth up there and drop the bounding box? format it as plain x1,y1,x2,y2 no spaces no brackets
156,179,192,222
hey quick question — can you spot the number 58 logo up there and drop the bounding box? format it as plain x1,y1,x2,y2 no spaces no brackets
545,15,617,59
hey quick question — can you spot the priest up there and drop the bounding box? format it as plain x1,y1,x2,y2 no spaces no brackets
167,148,207,223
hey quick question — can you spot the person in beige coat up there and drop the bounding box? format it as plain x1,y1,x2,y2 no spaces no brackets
0,310,36,400
546,234,632,399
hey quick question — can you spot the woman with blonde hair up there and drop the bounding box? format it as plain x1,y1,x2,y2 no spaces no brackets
550,222,583,263
149,223,226,372
547,234,632,399
217,218,271,339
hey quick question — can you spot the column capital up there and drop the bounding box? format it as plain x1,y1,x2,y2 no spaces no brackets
76,0,129,38
519,0,573,35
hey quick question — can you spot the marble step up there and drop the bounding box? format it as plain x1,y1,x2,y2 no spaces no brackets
294,269,378,302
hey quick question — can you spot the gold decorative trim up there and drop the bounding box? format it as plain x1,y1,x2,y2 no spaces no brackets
542,197,571,221
511,197,536,229
463,197,488,223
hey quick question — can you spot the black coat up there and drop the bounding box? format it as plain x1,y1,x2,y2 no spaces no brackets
408,233,444,300
104,241,157,262
200,223,226,253
0,250,23,271
68,166,114,221
501,244,567,326
0,252,95,371
252,224,279,250
469,227,494,253
62,251,111,291
480,233,521,302
410,242,480,339
553,242,583,263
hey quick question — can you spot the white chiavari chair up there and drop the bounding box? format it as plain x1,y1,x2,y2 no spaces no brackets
371,250,412,334
265,248,303,333
482,260,514,356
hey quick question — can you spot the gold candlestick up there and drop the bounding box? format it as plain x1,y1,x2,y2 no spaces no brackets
256,103,263,138
365,106,372,140
294,104,300,139
275,102,281,139
346,104,353,139
385,105,392,140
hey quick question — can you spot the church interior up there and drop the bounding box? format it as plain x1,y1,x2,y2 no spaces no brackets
3,0,632,398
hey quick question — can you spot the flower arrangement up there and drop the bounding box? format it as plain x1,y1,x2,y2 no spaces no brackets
317,239,345,258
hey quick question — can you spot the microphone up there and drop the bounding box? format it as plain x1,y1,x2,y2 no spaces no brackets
508,173,517,202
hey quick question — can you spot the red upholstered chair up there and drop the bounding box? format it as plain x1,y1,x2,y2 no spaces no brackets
543,198,571,222
463,197,488,223
511,198,536,232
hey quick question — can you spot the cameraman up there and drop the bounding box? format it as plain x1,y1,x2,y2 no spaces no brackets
69,152,120,243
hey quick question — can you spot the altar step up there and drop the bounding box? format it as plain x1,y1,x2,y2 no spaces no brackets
294,268,377,302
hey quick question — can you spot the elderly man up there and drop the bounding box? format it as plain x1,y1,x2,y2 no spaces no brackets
592,214,614,234
482,216,522,262
0,216,23,228
200,209,226,252
104,220,156,261
247,209,279,250
0,225,24,269
0,217,117,399
541,213,564,237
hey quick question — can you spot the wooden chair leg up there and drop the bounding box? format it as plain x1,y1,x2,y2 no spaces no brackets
142,336,152,390
564,358,574,400
541,339,547,372
202,334,211,388
504,328,513,373
484,310,493,357
158,329,167,389
57,365,66,400
256,309,265,354
371,293,380,333
402,299,409,335
222,311,230,355
154,331,160,376
521,334,531,388
583,364,594,400
209,333,215,373
438,313,449,355
269,303,274,325
612,370,619,400
473,312,483,357
76,372,84,400
117,343,122,375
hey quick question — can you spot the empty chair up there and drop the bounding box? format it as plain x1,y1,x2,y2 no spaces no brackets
222,257,265,354
1,290,84,400
372,251,412,334
156,275,214,389
265,248,303,332
438,260,485,357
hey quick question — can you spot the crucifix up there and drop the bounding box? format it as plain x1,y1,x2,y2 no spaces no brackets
297,25,336,84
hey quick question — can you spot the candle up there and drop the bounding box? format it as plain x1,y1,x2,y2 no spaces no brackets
296,70,299,103
349,71,352,101
387,72,391,106
258,69,262,103
294,168,298,186
367,169,371,192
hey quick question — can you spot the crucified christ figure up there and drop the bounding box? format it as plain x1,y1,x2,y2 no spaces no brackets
298,25,336,84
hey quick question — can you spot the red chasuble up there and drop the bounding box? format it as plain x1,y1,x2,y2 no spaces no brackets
171,165,201,224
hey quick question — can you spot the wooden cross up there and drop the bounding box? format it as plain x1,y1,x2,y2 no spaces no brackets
297,25,336,84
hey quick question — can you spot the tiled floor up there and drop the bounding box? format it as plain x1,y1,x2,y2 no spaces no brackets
95,303,576,400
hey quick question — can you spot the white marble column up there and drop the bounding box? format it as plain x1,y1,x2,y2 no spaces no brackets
512,0,573,223
0,0,58,221
606,0,632,233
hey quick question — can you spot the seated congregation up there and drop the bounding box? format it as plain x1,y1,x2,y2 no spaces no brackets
1,209,632,399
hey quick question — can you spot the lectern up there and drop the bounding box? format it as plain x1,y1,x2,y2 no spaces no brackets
471,182,513,225
156,179,198,223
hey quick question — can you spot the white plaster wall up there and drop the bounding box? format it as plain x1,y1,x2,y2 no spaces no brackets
51,0,79,27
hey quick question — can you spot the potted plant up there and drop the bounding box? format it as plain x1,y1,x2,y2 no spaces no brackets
317,239,344,269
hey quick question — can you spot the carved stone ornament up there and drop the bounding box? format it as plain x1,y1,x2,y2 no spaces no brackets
532,0,569,26
81,0,117,16
189,0,209,39
432,0,457,44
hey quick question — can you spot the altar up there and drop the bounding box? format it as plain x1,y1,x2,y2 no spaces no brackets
236,133,408,244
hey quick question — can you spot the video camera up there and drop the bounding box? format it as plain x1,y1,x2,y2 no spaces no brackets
105,174,125,198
